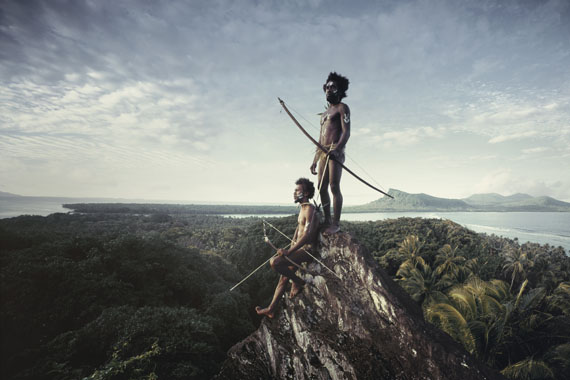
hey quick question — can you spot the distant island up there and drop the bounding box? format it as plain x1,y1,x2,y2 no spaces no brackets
53,189,570,214
345,189,570,212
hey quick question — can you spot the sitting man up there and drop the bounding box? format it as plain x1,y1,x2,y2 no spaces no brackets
255,178,320,318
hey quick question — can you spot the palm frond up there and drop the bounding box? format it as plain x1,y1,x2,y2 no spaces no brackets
500,358,554,380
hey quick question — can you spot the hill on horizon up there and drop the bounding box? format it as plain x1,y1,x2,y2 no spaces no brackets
4,190,570,214
347,189,570,212
0,191,22,198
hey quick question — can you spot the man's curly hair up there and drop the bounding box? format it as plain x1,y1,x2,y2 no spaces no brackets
295,178,315,199
323,72,350,100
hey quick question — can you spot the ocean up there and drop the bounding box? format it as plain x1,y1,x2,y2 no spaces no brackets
0,196,72,218
341,212,570,253
222,211,570,253
1,198,569,252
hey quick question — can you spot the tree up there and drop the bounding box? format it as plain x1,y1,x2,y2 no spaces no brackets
396,260,453,305
546,282,570,316
397,235,426,268
434,244,466,278
500,358,554,380
503,248,534,291
425,278,511,364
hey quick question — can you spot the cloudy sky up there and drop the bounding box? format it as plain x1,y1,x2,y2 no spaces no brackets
1,0,569,205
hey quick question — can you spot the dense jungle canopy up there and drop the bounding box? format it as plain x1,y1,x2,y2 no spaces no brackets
1,210,568,380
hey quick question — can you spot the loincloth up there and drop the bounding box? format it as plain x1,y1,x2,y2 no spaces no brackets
316,144,345,165
290,243,317,262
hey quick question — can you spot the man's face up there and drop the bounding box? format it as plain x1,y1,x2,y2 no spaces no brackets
293,184,305,203
325,80,340,104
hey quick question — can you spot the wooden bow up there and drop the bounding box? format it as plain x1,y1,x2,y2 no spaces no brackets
278,97,393,199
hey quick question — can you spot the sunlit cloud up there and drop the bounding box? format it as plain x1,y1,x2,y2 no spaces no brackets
488,131,538,144
522,147,549,154
373,126,446,147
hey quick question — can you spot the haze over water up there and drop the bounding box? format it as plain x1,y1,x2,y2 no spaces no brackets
2,197,568,253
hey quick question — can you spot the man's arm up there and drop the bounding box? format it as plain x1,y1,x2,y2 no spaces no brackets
331,103,351,155
310,148,320,175
292,225,299,243
285,207,316,255
310,122,326,175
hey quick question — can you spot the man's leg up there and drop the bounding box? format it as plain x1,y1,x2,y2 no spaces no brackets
326,159,343,234
255,248,312,318
318,156,332,226
287,249,312,297
255,275,288,318
270,254,305,285
272,250,311,297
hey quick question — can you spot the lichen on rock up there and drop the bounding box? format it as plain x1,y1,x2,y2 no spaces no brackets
215,232,505,380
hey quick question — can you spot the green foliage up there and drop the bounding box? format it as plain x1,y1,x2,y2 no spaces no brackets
1,212,568,380
0,214,256,380
378,222,570,377
63,203,297,215
85,341,161,380
500,358,554,380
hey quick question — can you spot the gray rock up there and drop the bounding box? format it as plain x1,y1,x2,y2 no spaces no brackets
215,232,505,380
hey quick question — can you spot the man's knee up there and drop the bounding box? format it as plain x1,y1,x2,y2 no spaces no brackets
270,256,285,270
330,182,341,195
270,256,278,269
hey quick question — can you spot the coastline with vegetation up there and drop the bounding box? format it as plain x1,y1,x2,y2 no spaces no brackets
1,210,568,379
58,189,570,214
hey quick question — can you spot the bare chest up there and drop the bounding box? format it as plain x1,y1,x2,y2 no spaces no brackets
320,108,343,142
320,108,341,127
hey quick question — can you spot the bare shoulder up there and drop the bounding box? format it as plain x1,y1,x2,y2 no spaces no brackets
303,203,316,218
339,102,350,113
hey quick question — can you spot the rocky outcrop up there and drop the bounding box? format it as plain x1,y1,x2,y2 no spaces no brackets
215,232,505,380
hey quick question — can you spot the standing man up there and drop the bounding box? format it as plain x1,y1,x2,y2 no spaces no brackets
255,178,320,318
310,72,350,234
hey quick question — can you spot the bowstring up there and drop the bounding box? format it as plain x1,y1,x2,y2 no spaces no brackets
282,100,390,196
262,219,342,280
229,225,293,292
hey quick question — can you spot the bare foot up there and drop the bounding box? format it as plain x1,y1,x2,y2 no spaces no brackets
290,281,305,298
255,306,275,319
324,224,341,235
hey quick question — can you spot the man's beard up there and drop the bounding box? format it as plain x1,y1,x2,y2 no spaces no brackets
326,93,340,104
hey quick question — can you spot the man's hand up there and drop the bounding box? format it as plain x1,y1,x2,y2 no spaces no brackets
310,162,317,175
328,149,340,160
277,248,289,256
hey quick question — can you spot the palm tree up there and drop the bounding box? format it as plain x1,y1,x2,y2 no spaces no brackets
544,343,570,380
396,260,453,305
425,302,477,354
503,248,535,291
500,357,554,380
434,244,466,279
546,282,570,316
397,235,426,268
425,278,511,364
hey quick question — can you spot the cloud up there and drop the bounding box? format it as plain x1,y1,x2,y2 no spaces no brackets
1,0,569,201
474,169,570,200
488,131,538,144
522,147,548,154
373,126,446,147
